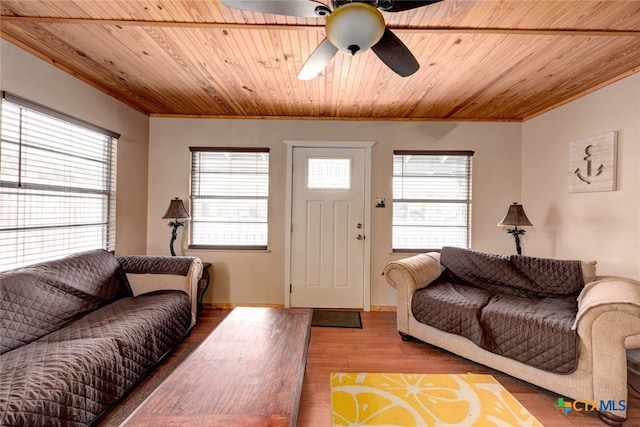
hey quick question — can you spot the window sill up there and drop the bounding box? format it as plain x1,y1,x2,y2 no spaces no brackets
391,249,442,254
187,246,271,254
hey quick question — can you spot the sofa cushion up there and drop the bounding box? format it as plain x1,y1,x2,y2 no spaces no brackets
0,290,191,426
0,337,125,427
46,290,192,379
479,293,579,374
511,255,585,296
440,246,584,298
580,260,597,284
412,272,494,346
0,250,130,354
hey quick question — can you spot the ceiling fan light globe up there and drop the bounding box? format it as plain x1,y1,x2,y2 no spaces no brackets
326,3,385,55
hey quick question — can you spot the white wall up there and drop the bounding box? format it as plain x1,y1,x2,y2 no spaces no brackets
148,118,522,307
0,40,150,255
522,73,640,280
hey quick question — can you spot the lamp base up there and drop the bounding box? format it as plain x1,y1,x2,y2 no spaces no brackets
506,227,526,255
168,220,185,256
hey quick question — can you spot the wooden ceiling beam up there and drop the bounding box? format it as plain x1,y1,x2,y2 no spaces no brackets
1,16,639,37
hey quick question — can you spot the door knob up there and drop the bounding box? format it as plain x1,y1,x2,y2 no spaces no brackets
356,223,363,229
356,234,365,240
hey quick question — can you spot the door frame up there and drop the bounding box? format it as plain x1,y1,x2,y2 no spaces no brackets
283,140,375,311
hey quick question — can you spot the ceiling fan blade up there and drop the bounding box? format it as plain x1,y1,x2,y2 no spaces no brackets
379,0,443,12
298,38,339,80
221,0,331,18
371,29,419,77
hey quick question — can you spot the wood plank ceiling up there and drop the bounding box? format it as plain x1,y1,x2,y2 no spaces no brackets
1,0,640,121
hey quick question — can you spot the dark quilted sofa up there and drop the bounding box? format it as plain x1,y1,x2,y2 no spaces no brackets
384,246,640,426
0,249,203,426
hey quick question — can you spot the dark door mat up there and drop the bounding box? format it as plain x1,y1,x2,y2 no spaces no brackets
311,310,362,329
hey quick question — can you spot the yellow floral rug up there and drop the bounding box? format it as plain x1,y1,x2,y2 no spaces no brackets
331,373,543,426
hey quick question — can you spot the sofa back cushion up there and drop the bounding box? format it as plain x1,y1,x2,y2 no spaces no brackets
0,249,129,354
510,254,585,295
439,246,585,298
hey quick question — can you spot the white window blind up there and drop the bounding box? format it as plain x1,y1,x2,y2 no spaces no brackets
0,92,119,271
392,150,473,251
190,147,269,249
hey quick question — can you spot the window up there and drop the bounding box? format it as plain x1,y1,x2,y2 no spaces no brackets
392,150,473,252
307,158,351,189
189,147,269,249
0,92,119,271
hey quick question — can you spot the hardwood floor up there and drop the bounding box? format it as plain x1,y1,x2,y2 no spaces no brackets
125,308,639,426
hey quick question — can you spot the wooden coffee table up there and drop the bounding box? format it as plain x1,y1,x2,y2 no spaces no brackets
122,307,312,426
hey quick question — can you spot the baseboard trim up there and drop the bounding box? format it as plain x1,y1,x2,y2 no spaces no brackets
370,305,397,312
204,302,285,309
204,303,397,312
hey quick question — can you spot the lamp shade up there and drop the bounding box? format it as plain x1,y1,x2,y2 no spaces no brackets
162,197,190,220
498,202,532,227
326,2,385,55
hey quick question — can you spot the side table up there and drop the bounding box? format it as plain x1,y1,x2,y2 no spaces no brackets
198,262,212,313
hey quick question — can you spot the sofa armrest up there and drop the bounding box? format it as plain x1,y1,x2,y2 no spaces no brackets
383,252,442,290
117,255,203,328
383,252,442,332
573,276,640,330
571,276,640,418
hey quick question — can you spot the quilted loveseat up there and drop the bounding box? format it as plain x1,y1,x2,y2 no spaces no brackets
0,249,203,426
383,246,640,426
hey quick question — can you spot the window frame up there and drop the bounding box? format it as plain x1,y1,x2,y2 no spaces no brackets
188,146,270,250
0,92,119,271
392,150,474,253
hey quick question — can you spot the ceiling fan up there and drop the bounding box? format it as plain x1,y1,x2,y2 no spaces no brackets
220,0,443,80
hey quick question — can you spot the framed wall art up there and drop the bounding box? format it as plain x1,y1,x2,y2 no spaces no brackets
568,131,617,193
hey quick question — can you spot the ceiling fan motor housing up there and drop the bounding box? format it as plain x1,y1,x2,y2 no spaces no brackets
326,2,386,55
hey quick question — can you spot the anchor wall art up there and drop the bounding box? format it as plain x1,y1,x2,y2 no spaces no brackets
568,131,617,193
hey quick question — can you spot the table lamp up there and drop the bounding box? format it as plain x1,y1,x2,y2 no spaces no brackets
162,197,190,256
498,202,532,255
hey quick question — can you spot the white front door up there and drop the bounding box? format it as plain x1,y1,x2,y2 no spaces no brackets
290,147,366,308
